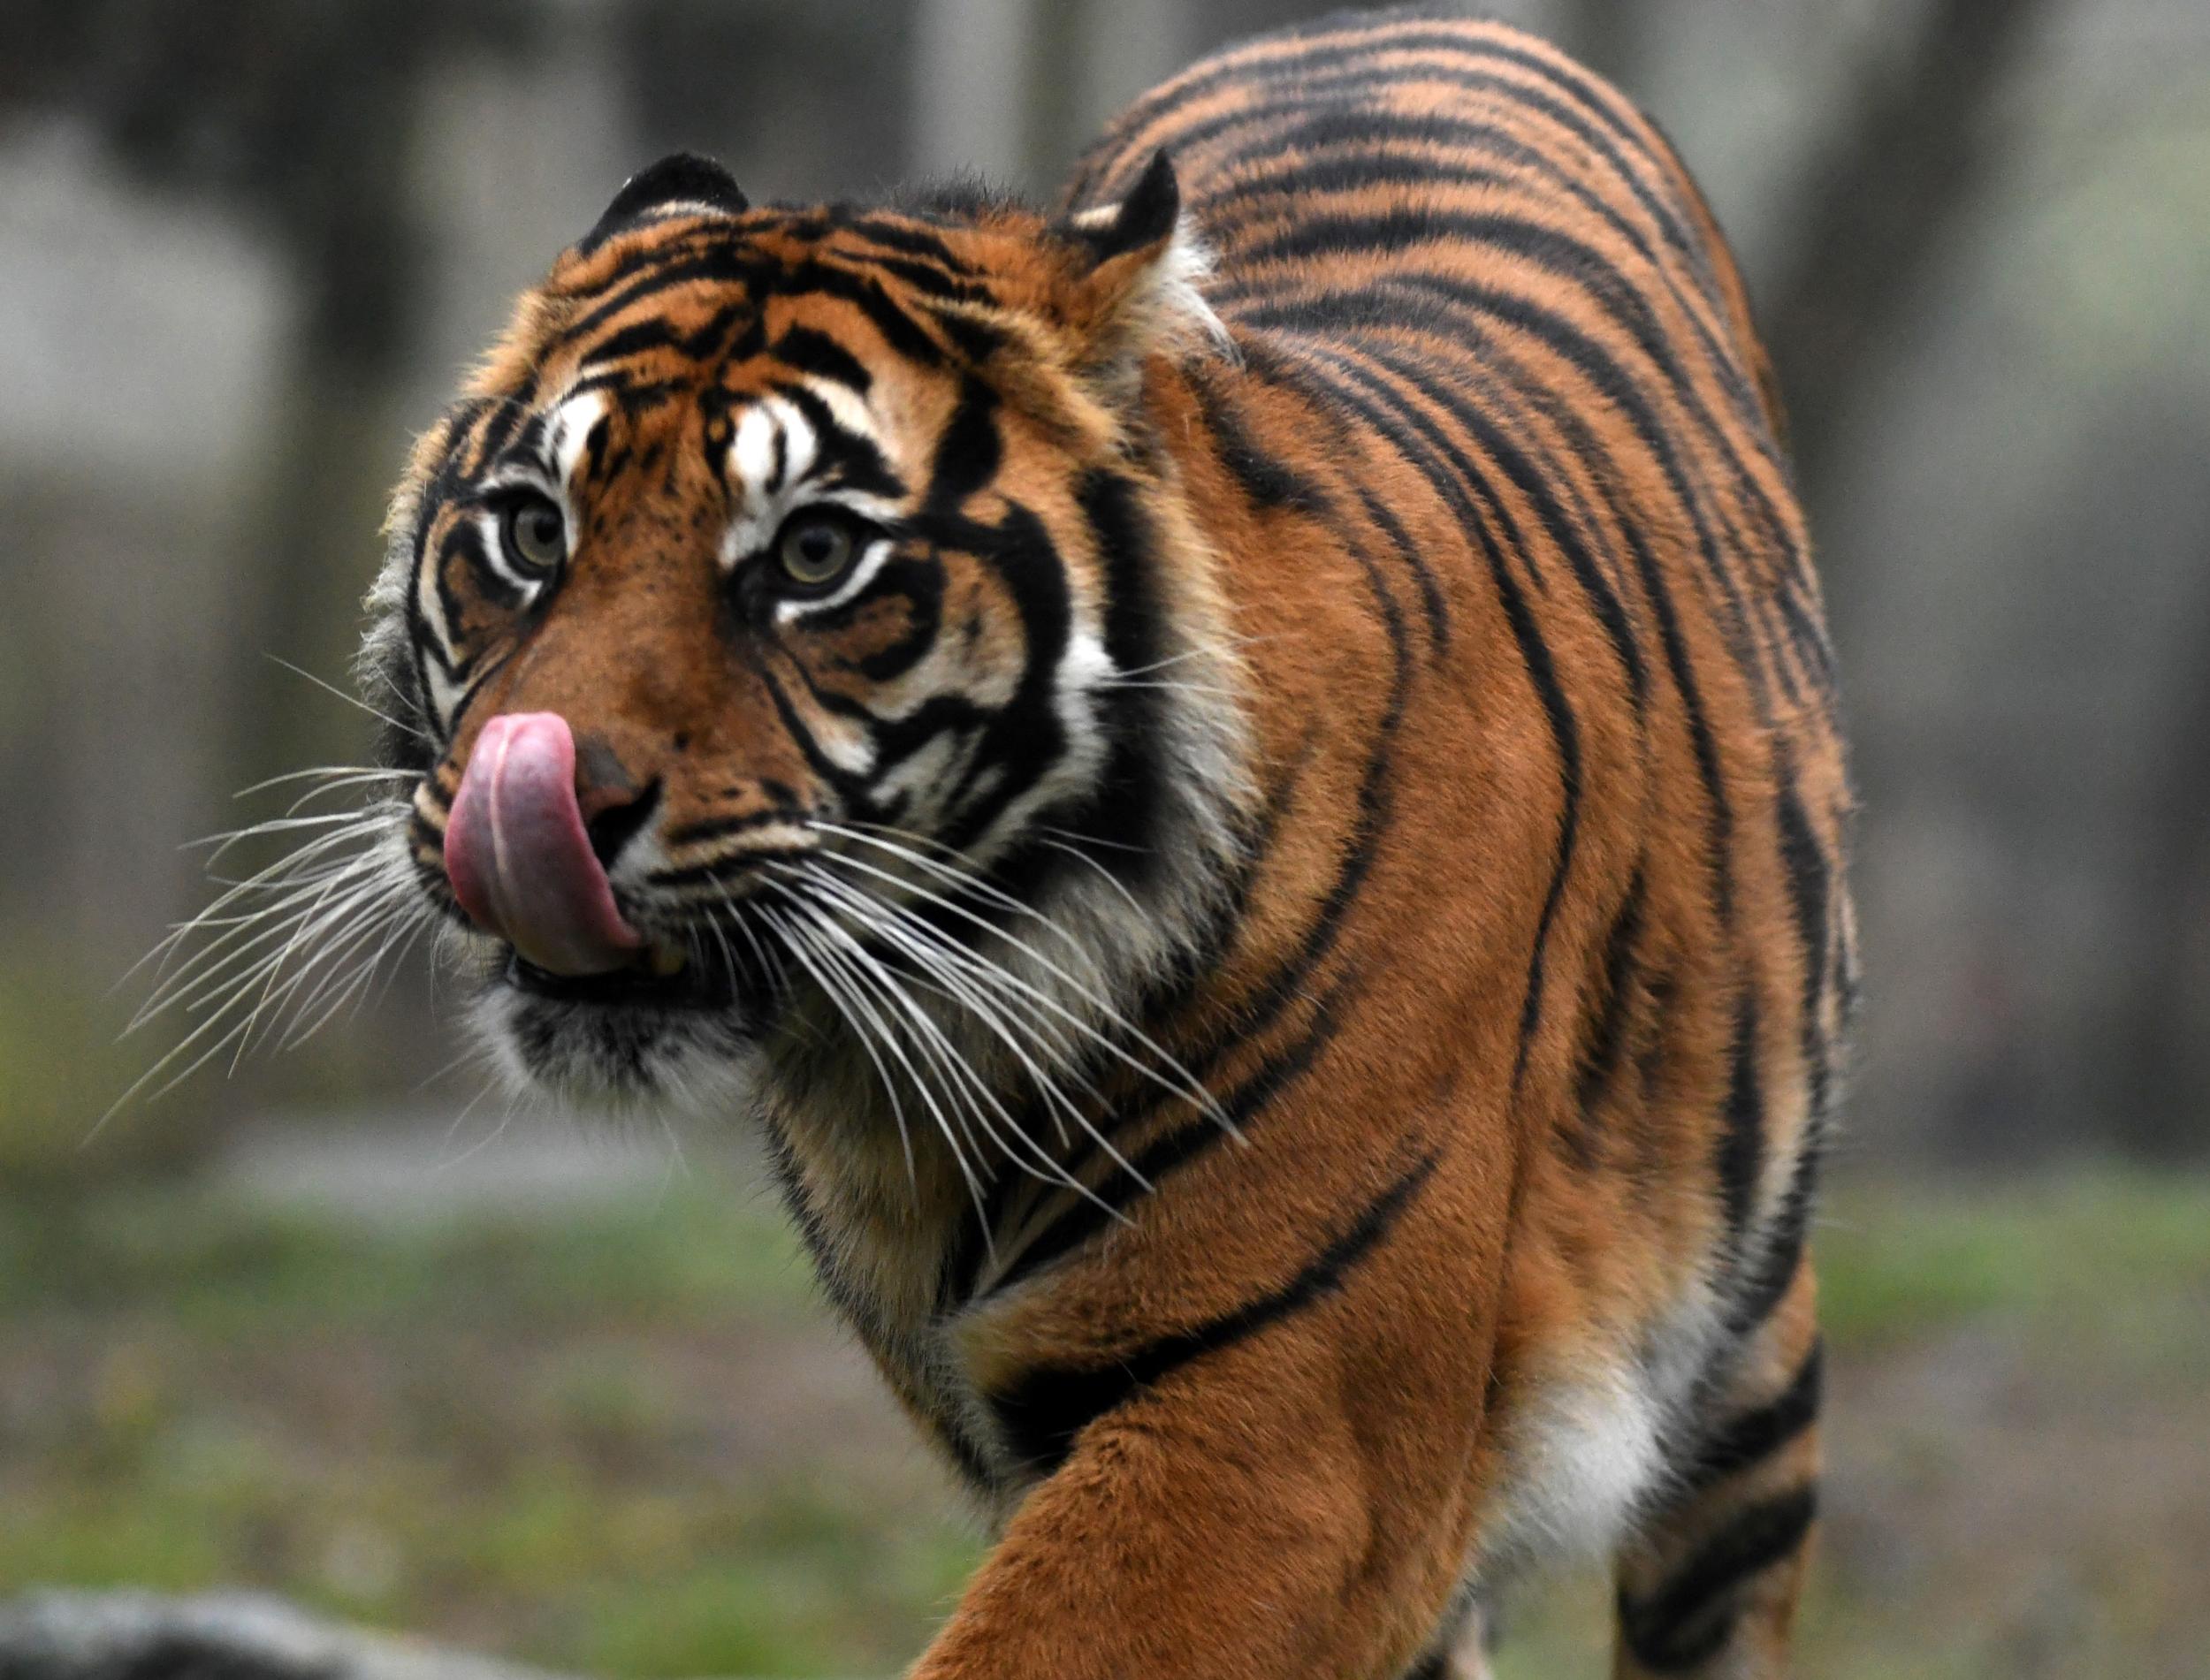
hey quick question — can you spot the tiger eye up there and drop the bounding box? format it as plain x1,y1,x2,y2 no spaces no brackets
777,512,859,588
502,496,565,574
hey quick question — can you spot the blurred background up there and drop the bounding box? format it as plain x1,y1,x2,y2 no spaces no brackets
1,0,2206,1675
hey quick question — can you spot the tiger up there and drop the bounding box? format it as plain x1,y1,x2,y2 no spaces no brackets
345,5,1856,1676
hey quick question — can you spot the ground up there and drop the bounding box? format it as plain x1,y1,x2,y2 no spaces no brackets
2,1148,2205,1679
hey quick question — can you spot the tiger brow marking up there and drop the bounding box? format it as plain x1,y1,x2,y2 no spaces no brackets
769,324,874,393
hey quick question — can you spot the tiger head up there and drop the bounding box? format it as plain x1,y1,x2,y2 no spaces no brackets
359,152,1249,1109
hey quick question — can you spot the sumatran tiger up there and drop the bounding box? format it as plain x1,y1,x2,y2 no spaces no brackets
152,6,1855,1676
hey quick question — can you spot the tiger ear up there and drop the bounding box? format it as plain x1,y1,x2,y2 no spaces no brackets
1049,152,1225,371
578,152,749,255
1061,148,1182,267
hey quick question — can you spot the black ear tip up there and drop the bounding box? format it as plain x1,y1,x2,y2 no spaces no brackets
580,152,748,253
1116,150,1180,251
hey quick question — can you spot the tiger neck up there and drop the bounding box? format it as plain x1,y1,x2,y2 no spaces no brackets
744,353,1272,1346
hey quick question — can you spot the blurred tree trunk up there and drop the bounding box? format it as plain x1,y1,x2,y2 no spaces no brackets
1758,0,2048,528
2110,592,2210,1157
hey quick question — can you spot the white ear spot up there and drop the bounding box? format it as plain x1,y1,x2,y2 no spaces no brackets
1145,212,1234,360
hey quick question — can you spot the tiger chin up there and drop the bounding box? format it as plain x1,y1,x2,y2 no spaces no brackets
336,12,1850,1680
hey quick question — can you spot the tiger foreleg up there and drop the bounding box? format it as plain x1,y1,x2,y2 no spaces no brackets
913,1293,1495,1676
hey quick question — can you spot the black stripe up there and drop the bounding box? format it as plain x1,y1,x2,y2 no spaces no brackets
1562,869,1646,1166
760,1124,1000,1494
987,1149,1437,1472
935,500,1075,855
1008,346,1419,1209
555,242,761,349
926,376,1002,512
1416,259,1818,703
774,382,903,500
1055,469,1171,882
986,974,1353,1298
833,558,944,680
1188,363,1330,513
1200,150,1520,241
1772,746,1834,1110
1716,992,1764,1247
926,305,1007,365
846,216,978,270
1187,360,1449,650
1193,101,1771,451
1143,57,1722,321
750,658,873,801
1257,270,1754,921
1110,26,1703,287
1726,1134,1819,1335
858,250,994,304
1351,483,1450,656
1618,1486,1817,1672
658,809,805,849
1680,1342,1824,1498
787,259,950,367
769,323,874,392
960,735,1316,1305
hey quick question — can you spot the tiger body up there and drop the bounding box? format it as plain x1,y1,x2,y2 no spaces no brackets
361,8,1853,1676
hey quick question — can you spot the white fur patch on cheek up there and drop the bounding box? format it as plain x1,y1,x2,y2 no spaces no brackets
871,728,975,831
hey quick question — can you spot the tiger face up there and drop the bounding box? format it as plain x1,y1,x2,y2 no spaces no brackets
361,154,1247,1105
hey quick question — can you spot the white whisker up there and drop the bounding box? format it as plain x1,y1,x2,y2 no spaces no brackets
792,863,1148,1205
265,653,431,742
812,847,1230,1134
775,874,1100,1207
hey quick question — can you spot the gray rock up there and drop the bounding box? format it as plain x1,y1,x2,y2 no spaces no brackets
0,1593,569,1680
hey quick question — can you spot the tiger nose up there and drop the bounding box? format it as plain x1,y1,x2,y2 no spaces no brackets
573,733,661,871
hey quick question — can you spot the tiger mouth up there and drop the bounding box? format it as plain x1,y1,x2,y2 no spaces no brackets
500,941,746,1013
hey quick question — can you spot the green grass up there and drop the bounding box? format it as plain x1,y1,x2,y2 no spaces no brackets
0,1179,820,1330
1815,1167,2210,1362
4,1165,2207,1676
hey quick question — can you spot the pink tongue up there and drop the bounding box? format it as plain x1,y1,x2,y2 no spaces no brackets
445,712,644,977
